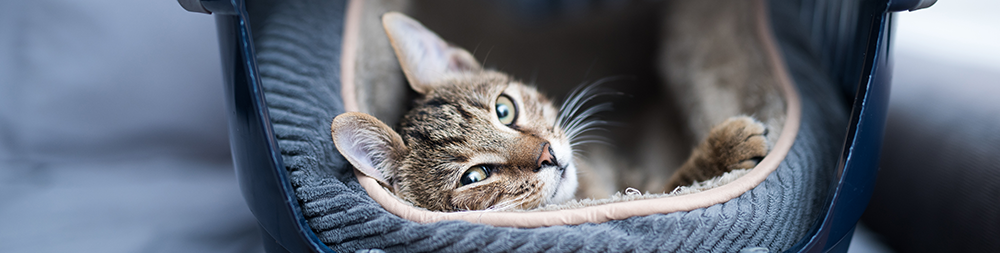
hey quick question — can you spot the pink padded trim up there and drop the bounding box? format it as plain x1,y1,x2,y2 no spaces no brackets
340,0,363,112
341,0,801,228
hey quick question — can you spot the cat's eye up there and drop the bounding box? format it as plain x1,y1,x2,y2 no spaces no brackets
460,165,491,186
495,94,517,125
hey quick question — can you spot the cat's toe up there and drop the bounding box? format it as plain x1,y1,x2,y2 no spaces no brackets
708,116,770,170
664,116,772,190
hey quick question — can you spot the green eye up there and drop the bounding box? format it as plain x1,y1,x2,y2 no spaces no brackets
460,165,490,186
496,95,517,125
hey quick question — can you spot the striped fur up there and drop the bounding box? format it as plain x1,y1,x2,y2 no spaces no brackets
332,12,770,212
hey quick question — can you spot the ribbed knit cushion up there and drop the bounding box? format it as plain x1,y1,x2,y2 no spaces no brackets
252,0,847,251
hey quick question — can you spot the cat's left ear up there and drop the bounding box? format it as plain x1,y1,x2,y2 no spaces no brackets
331,112,409,188
382,12,482,94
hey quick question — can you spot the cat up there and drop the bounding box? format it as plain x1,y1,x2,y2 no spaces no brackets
331,12,769,212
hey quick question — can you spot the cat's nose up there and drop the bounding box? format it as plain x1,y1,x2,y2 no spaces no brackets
537,143,557,169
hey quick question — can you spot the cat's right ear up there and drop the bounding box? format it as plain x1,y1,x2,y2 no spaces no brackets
331,112,409,187
382,12,482,94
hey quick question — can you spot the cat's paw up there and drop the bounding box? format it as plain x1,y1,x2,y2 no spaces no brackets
705,116,770,171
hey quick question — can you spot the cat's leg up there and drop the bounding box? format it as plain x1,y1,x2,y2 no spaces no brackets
664,116,769,191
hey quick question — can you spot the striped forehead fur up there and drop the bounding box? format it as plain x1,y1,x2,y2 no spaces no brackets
384,71,574,211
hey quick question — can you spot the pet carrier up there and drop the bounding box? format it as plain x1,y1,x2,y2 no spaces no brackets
178,0,934,251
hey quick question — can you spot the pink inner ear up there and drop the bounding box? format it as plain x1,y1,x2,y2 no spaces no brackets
449,54,476,71
335,127,391,185
383,12,481,91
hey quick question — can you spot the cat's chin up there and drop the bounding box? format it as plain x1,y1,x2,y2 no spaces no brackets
547,164,578,205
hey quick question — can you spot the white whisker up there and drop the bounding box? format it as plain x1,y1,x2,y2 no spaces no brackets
489,191,535,211
564,103,612,133
555,76,633,175
558,88,619,129
566,117,610,138
557,79,610,127
570,139,612,148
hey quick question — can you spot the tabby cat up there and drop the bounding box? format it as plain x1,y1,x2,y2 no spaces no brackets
331,12,769,212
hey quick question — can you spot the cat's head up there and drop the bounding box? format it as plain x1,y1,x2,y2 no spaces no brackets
331,13,577,211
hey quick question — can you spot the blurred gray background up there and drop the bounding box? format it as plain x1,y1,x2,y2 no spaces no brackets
0,1,262,252
0,0,995,252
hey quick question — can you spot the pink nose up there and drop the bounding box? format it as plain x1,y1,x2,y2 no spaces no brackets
537,143,556,168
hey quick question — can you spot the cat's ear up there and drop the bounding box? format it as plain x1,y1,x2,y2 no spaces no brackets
331,112,409,187
382,12,482,94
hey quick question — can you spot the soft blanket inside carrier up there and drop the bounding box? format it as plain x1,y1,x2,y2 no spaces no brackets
246,0,850,251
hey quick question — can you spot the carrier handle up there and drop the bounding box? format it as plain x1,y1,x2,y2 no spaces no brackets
889,0,936,12
178,0,238,15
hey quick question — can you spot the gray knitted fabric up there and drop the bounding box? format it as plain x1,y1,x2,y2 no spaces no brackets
251,0,847,252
